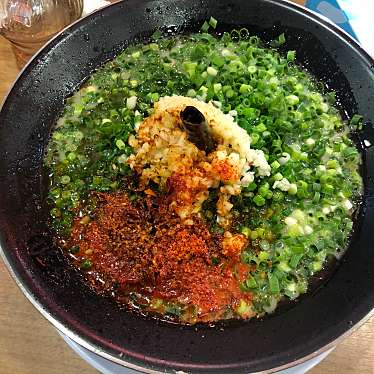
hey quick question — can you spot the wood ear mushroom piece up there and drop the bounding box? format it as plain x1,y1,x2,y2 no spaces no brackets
180,106,216,154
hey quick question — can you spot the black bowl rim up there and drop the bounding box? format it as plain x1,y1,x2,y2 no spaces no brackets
1,0,374,373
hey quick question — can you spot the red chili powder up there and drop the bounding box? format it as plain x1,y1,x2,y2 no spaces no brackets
69,192,252,322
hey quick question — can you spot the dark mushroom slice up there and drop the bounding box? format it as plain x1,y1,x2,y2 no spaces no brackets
180,106,216,154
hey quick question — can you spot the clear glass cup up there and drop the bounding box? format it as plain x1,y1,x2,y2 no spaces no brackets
0,0,84,68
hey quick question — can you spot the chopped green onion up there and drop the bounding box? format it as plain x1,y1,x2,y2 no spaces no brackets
350,114,363,126
268,273,280,294
240,226,251,237
207,66,218,76
271,160,281,170
247,65,257,74
151,29,162,40
69,246,80,254
115,139,126,150
245,275,257,288
287,50,296,61
236,300,252,317
201,21,210,32
80,259,92,270
209,16,218,29
278,33,286,45
253,195,266,206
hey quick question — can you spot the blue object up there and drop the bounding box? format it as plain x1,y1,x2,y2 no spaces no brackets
305,0,358,39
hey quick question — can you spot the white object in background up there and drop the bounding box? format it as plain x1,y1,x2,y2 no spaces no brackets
61,332,334,374
307,0,374,57
83,0,111,16
316,1,348,24
337,0,374,57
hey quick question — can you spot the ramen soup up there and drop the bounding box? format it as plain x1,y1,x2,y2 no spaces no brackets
45,23,362,323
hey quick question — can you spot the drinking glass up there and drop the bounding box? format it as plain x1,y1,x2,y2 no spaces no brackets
0,0,84,68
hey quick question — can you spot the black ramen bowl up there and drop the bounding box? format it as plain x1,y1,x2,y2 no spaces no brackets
0,0,374,373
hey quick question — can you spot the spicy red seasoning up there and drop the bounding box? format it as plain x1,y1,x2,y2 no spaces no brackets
68,192,253,323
